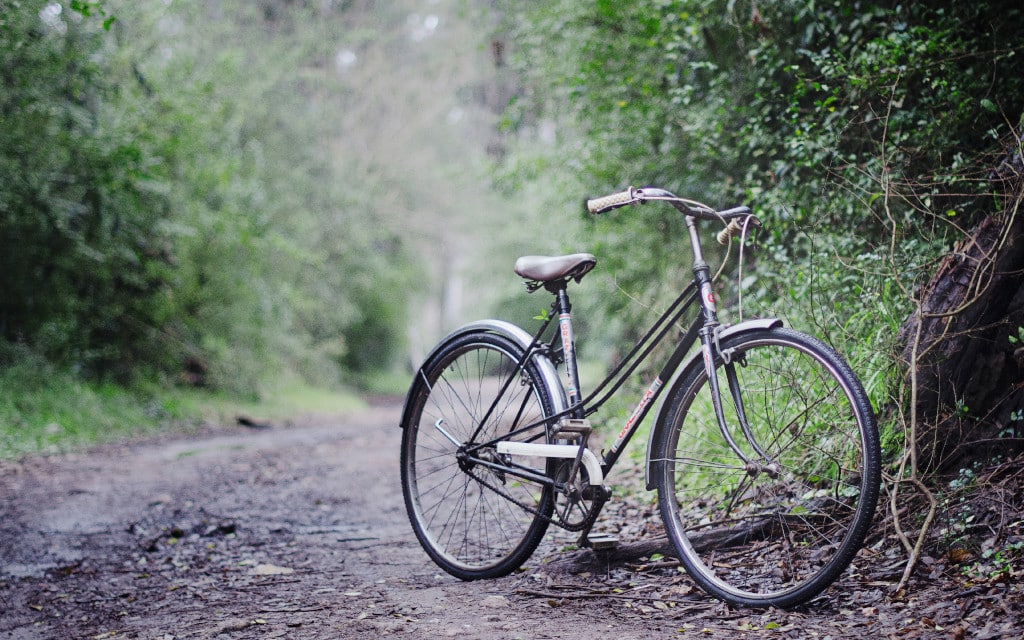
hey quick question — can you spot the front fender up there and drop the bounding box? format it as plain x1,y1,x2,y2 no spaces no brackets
644,318,783,490
401,320,567,428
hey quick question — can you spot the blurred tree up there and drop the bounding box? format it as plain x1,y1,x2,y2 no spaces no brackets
1,0,543,399
0,0,418,392
0,0,178,380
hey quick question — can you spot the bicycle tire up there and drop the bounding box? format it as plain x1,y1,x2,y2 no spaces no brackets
653,327,880,608
400,330,557,580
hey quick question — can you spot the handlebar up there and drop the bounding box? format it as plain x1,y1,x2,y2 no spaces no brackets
586,186,758,244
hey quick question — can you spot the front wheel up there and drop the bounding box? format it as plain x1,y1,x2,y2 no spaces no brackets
653,328,880,608
400,330,558,580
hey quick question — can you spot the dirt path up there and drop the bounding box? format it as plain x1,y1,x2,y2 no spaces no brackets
1,402,1020,639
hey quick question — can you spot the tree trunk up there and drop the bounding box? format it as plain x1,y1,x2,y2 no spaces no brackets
897,154,1024,470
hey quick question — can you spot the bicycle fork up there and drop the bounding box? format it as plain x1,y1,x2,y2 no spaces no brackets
689,215,779,479
700,331,781,478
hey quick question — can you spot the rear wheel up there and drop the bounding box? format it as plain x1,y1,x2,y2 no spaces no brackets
400,331,557,580
654,328,880,607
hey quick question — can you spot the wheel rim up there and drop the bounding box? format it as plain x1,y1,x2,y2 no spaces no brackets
406,339,553,574
664,334,875,603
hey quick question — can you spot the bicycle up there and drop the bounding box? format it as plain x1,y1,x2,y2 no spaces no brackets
399,186,881,608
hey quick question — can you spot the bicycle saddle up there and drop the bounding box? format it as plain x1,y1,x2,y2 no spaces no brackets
514,253,596,284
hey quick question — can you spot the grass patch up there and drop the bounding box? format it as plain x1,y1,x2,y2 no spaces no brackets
0,366,192,459
176,380,365,426
353,368,413,396
0,359,363,459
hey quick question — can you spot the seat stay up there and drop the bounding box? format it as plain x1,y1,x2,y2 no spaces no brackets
458,315,558,448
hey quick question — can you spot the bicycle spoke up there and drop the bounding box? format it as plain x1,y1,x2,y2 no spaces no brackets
401,332,556,579
656,328,879,607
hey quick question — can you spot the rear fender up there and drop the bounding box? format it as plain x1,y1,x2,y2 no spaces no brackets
401,320,567,428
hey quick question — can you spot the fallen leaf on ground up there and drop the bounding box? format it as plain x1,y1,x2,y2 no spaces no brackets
252,563,294,575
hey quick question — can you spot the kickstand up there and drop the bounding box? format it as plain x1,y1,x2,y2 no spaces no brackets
575,483,615,550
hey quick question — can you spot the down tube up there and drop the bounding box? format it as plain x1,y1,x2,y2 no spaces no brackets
602,316,703,474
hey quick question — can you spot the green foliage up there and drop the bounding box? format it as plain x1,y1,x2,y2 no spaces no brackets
0,340,363,458
0,0,417,398
0,343,193,458
498,0,1024,435
1,1,175,379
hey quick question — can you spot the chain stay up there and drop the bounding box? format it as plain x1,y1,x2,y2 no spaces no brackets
465,458,606,532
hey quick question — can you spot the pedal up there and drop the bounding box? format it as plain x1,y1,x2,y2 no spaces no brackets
584,533,619,550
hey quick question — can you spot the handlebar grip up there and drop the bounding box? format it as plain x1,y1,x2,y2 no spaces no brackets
586,187,636,214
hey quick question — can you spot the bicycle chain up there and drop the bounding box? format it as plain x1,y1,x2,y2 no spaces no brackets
466,466,605,533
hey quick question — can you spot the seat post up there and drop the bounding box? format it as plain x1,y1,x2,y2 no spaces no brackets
554,286,584,414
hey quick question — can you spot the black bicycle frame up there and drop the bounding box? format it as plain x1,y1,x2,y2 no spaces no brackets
459,289,704,493
464,215,730,485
